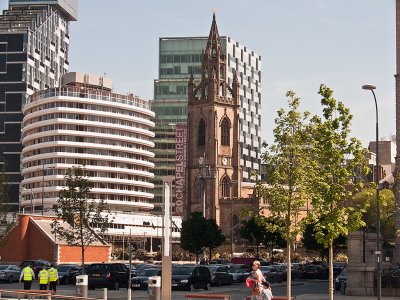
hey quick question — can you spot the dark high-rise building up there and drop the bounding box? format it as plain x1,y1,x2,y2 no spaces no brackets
0,0,77,210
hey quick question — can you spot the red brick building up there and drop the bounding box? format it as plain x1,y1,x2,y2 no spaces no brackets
0,214,111,264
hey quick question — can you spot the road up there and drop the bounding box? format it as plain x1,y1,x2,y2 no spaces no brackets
0,280,330,299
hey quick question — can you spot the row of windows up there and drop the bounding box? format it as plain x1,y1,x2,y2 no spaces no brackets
23,158,152,173
151,106,187,116
24,113,151,132
23,124,149,141
28,101,151,120
23,146,151,162
160,53,202,63
23,135,152,152
155,85,188,96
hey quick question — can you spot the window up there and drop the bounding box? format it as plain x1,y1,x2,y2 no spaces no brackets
198,118,206,146
221,117,230,146
222,176,230,198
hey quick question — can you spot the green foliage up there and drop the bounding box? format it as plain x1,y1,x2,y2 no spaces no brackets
261,91,311,242
52,166,110,271
307,84,368,247
353,188,395,245
180,212,225,262
0,162,15,244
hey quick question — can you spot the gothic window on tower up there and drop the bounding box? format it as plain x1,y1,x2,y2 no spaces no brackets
221,117,230,146
198,118,206,146
221,176,231,198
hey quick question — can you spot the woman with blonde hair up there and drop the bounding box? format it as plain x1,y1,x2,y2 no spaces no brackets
249,260,273,300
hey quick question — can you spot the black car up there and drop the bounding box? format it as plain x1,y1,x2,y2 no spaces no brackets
303,264,326,279
260,265,285,283
87,263,129,290
171,265,211,291
57,264,80,285
207,265,233,286
20,259,51,277
131,268,161,290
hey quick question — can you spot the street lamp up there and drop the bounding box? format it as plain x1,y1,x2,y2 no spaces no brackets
362,84,381,300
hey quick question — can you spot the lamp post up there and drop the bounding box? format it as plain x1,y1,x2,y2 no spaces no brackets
362,84,381,300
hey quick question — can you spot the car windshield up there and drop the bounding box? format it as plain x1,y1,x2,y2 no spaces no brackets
138,269,160,276
87,264,109,273
260,266,272,272
0,266,9,270
172,268,193,275
57,265,74,272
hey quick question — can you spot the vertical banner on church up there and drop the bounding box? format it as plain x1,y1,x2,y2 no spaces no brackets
175,123,187,216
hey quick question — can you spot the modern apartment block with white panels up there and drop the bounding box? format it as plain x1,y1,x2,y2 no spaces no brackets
0,0,77,208
20,72,156,213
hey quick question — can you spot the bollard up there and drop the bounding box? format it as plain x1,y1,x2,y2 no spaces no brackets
103,287,108,300
76,275,88,299
147,276,161,300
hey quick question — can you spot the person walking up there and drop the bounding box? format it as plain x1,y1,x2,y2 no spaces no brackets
19,264,35,290
47,264,58,292
38,268,49,290
249,260,272,300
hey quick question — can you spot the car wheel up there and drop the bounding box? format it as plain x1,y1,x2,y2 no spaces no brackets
189,283,195,292
8,276,13,283
228,277,233,285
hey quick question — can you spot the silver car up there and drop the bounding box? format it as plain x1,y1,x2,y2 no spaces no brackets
0,265,21,283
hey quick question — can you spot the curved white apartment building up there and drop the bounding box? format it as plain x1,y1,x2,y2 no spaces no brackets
20,72,156,213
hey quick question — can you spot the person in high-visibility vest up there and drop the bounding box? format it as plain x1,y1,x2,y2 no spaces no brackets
38,268,49,290
47,264,58,292
19,264,35,290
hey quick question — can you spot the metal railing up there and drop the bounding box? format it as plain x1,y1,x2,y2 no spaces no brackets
0,289,103,300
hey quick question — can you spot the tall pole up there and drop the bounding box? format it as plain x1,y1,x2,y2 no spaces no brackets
128,229,132,300
41,164,45,215
362,84,381,300
162,177,172,300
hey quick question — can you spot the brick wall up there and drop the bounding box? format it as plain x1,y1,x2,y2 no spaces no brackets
59,245,110,264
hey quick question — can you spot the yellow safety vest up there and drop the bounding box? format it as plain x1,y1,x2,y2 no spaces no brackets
23,267,33,281
48,268,57,282
39,269,49,284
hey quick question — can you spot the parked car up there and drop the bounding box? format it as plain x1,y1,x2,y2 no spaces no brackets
171,265,211,291
335,268,347,291
87,263,129,290
20,259,51,277
303,264,326,279
207,265,233,286
71,265,90,285
226,264,250,283
57,264,80,285
381,268,400,288
124,263,137,277
0,265,21,283
131,268,162,290
260,265,285,283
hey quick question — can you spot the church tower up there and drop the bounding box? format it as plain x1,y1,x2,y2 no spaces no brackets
186,14,242,226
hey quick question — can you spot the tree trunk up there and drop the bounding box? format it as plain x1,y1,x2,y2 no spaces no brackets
286,240,291,300
81,245,85,275
329,240,334,300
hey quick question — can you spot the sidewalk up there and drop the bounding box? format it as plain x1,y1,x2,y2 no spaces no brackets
296,295,399,300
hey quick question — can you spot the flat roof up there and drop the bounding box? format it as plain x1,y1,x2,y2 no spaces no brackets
9,0,78,21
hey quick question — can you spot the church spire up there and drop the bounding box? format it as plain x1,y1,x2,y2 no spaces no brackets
205,13,222,60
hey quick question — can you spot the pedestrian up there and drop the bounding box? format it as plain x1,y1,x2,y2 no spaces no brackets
47,264,58,292
19,263,35,290
249,260,272,300
38,268,49,290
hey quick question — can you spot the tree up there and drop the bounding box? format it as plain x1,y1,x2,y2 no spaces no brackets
180,212,225,263
0,162,15,244
307,85,368,300
259,217,286,263
204,219,225,260
238,216,265,258
52,166,109,274
260,91,311,299
353,187,396,247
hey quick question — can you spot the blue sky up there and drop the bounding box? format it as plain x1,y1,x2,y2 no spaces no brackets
1,0,395,147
